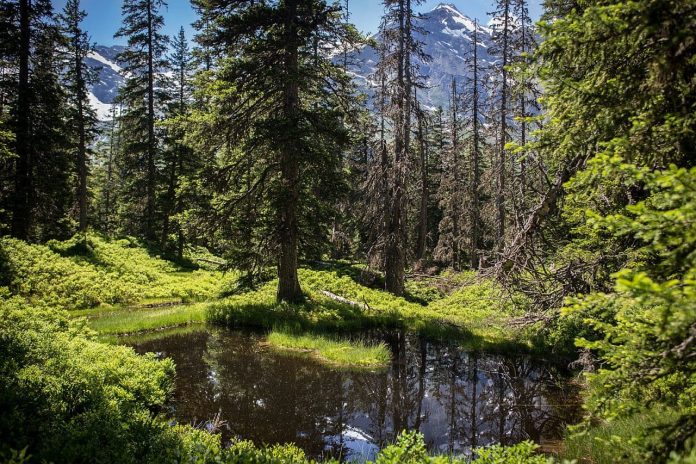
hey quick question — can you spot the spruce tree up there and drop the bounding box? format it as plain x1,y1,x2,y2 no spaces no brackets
0,0,72,240
115,0,168,240
489,0,517,248
161,27,195,257
31,11,73,240
464,19,486,268
435,78,465,269
10,0,32,239
188,0,357,302
413,91,428,264
58,0,98,233
375,0,426,295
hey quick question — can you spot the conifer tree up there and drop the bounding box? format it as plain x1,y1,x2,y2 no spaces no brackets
115,0,168,240
92,104,121,234
10,0,33,239
0,0,72,240
464,19,486,268
58,0,98,233
31,11,73,240
375,0,425,295
413,91,429,264
161,27,195,257
435,78,465,269
188,0,357,302
489,0,517,248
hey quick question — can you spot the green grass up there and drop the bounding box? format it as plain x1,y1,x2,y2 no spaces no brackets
99,324,208,345
86,303,207,335
266,329,391,369
560,408,681,463
207,267,536,352
3,235,537,351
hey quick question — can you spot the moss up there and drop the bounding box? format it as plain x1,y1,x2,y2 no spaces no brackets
266,329,390,369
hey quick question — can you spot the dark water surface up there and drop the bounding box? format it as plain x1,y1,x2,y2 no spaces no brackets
127,328,580,461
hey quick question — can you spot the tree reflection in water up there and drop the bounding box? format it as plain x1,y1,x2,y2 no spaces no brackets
129,328,580,461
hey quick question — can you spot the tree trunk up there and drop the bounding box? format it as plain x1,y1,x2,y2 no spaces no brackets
75,34,88,232
145,0,156,240
277,0,303,303
450,77,460,270
470,21,481,269
385,0,407,296
160,154,176,250
11,0,31,240
496,0,510,248
415,94,428,262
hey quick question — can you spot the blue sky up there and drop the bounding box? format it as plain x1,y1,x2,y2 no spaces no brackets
52,0,543,46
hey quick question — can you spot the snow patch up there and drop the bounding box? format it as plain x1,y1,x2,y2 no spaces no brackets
88,92,113,120
87,51,122,73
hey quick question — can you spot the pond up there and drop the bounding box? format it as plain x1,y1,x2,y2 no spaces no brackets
126,328,581,461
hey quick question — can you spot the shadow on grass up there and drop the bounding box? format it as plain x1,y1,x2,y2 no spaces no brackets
303,260,433,306
48,233,201,273
205,296,536,355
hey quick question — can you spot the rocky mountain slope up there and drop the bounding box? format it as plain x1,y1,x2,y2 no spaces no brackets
86,3,494,119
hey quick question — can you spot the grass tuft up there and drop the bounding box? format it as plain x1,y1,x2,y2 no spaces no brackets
266,329,391,369
86,303,207,335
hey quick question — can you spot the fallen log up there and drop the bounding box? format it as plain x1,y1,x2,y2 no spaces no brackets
320,290,370,311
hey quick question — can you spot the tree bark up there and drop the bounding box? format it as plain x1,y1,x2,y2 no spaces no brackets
385,0,408,296
496,0,511,248
450,77,460,270
415,92,428,262
277,0,303,303
74,28,88,232
470,20,481,268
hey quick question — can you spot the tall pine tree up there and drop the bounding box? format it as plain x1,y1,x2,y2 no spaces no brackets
115,0,168,240
188,0,357,302
375,0,425,295
58,0,98,233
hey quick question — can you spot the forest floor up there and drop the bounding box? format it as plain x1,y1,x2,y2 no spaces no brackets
1,233,544,357
2,233,602,461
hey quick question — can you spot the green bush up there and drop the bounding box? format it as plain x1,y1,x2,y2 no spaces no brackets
0,296,172,463
473,441,552,464
562,165,696,459
0,237,136,308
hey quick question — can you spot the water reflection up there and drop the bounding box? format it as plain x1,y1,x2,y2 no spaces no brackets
128,328,579,461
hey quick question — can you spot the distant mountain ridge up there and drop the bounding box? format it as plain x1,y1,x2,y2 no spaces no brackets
85,3,495,119
347,3,495,108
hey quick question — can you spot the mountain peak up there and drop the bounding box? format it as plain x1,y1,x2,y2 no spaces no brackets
431,3,463,16
428,3,477,32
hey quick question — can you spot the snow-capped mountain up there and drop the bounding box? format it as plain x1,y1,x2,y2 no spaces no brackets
85,3,494,119
86,45,125,120
346,3,494,108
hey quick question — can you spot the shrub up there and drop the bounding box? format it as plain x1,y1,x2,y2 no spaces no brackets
0,234,235,309
0,297,177,463
562,165,696,459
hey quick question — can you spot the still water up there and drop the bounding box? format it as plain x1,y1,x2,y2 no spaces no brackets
127,328,580,461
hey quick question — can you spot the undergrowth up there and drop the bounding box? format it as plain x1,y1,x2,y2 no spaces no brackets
207,267,536,352
0,234,235,309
